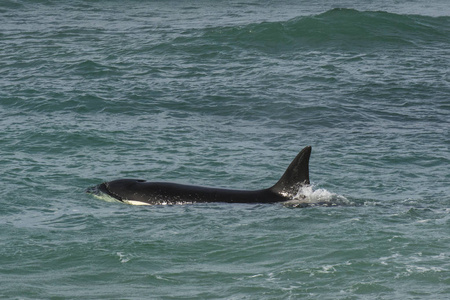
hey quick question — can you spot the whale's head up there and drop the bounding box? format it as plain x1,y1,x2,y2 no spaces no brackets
86,179,150,205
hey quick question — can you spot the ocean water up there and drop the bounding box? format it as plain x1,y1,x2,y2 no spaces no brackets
1,0,449,299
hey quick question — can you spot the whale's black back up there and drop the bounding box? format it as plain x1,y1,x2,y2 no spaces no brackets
88,146,312,204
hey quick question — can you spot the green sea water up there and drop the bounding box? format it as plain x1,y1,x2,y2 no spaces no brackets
1,0,449,299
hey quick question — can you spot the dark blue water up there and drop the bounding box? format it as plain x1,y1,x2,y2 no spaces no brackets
1,0,449,299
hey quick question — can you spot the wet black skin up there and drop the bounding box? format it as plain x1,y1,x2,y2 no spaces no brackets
96,180,289,204
88,146,311,205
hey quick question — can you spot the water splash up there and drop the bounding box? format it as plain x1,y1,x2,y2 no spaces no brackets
283,184,350,208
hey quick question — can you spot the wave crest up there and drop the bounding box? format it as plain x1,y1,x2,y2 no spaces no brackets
200,8,449,51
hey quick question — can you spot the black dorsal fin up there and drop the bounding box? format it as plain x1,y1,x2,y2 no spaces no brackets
270,146,311,197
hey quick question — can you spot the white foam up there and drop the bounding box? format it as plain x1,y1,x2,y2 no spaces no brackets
283,184,349,207
116,252,131,263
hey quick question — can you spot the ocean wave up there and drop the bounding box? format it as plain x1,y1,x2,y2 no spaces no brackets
195,9,450,51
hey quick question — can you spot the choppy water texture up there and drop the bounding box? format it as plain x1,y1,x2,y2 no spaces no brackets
1,0,449,299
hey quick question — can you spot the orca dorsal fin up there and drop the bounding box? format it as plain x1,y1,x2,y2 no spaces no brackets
270,146,311,197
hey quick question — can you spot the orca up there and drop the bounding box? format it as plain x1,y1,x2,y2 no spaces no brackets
86,146,312,205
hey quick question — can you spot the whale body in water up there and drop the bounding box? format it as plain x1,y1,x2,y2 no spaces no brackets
87,146,312,205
